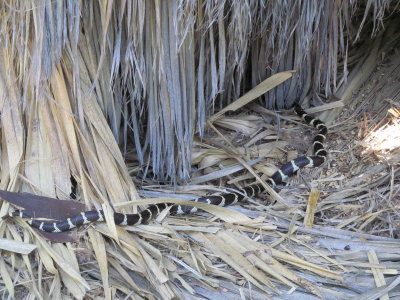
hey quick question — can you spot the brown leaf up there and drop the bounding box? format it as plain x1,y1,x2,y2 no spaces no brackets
0,190,85,242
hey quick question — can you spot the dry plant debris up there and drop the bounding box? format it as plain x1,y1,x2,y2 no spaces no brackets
0,2,400,300
1,62,400,299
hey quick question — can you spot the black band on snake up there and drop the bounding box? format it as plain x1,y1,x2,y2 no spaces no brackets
3,104,328,233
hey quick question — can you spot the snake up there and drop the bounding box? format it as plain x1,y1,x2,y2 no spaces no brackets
3,104,327,232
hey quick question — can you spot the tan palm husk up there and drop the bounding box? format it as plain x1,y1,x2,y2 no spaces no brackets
0,1,400,299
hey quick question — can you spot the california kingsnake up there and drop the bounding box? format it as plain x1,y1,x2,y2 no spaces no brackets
4,105,327,233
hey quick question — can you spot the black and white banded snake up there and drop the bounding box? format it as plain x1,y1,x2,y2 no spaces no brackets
3,104,328,233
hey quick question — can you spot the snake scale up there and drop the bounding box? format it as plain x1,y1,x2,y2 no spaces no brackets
4,104,327,232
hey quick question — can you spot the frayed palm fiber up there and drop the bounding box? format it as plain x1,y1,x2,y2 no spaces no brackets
0,1,400,299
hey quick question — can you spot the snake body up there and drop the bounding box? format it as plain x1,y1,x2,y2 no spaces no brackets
5,104,327,232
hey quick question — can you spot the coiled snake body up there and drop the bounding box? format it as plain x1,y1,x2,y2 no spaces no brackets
4,105,327,233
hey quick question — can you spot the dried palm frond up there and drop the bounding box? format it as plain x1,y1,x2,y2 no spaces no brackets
1,1,400,299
